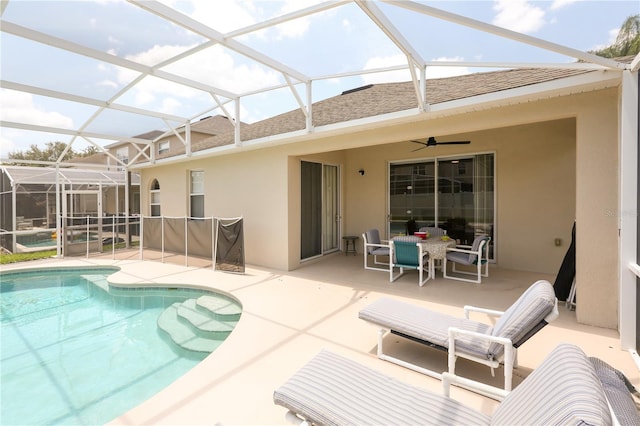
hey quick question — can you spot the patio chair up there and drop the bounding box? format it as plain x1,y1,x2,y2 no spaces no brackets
358,280,559,395
362,229,390,272
273,343,612,426
389,236,430,286
443,235,491,283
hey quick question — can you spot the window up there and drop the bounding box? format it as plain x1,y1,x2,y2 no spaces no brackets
190,171,204,218
389,153,495,257
150,179,161,216
158,140,170,155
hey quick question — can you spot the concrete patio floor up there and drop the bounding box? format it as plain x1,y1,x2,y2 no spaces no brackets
2,250,639,425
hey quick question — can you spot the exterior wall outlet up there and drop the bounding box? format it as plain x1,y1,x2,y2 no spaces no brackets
554,238,562,246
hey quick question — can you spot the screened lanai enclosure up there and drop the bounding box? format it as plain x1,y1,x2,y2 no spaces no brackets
0,165,140,256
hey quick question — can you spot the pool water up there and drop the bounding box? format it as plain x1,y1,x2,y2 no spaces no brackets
0,267,237,425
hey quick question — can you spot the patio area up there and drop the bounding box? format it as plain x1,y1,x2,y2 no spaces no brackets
2,251,638,424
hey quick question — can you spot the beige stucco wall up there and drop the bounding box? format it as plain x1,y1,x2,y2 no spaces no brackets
140,86,620,329
575,89,619,328
342,119,576,276
141,147,292,270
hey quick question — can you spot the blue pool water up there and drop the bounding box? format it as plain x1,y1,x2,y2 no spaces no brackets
0,267,236,425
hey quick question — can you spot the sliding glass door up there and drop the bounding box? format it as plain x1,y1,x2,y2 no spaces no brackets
301,161,340,260
389,153,494,258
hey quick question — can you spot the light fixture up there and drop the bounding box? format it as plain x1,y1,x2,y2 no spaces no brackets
358,169,365,176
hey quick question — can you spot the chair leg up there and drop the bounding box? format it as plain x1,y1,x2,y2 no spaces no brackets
503,346,515,392
444,260,482,283
376,328,386,358
390,266,406,282
365,254,391,272
418,263,430,286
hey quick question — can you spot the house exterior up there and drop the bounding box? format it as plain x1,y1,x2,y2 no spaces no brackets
128,61,638,345
151,115,237,160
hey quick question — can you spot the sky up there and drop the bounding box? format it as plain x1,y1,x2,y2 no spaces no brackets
1,0,639,155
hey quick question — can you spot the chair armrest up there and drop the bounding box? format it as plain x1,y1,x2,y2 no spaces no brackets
448,327,513,348
545,298,560,323
442,372,509,400
365,242,390,249
463,305,504,319
446,247,474,254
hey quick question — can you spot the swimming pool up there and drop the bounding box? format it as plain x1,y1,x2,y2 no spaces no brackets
0,267,241,425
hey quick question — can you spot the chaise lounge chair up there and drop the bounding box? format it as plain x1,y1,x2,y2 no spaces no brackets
358,280,558,396
273,343,617,426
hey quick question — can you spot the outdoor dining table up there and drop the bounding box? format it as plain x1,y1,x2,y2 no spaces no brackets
419,236,456,278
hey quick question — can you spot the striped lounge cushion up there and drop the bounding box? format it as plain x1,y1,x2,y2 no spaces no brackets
358,297,493,358
589,357,640,425
491,343,612,425
488,280,556,358
273,350,491,426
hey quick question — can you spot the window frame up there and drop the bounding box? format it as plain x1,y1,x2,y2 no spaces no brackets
158,140,170,155
150,179,161,217
189,170,204,219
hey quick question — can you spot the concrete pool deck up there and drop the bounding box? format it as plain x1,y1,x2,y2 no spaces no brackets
2,252,639,424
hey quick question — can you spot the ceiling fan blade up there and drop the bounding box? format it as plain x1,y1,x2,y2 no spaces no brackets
436,140,471,145
408,137,471,151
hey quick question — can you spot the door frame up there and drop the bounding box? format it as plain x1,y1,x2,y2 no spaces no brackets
300,160,341,261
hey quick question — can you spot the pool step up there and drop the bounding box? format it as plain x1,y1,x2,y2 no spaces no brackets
196,295,242,320
157,297,240,353
157,303,223,353
177,299,235,338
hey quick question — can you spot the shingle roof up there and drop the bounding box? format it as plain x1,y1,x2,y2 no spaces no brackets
191,115,237,135
190,67,595,152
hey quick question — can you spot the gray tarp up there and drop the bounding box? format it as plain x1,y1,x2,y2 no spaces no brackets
215,217,244,273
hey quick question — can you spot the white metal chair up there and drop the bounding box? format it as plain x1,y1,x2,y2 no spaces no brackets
362,229,390,272
389,236,430,286
443,236,491,283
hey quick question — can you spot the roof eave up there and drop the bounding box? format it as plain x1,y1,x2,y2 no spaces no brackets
129,70,622,169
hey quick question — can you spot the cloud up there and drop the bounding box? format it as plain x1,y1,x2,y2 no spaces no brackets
492,0,546,33
360,54,470,85
165,0,258,33
0,90,74,129
112,42,281,117
0,91,76,154
361,54,411,84
549,0,579,11
161,0,319,40
0,133,18,156
425,57,471,79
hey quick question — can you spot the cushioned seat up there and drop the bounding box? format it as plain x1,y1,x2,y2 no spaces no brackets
444,236,491,283
273,343,612,426
389,235,430,286
362,229,391,272
359,280,559,393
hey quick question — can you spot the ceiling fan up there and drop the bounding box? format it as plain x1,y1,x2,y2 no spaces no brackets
410,136,471,151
